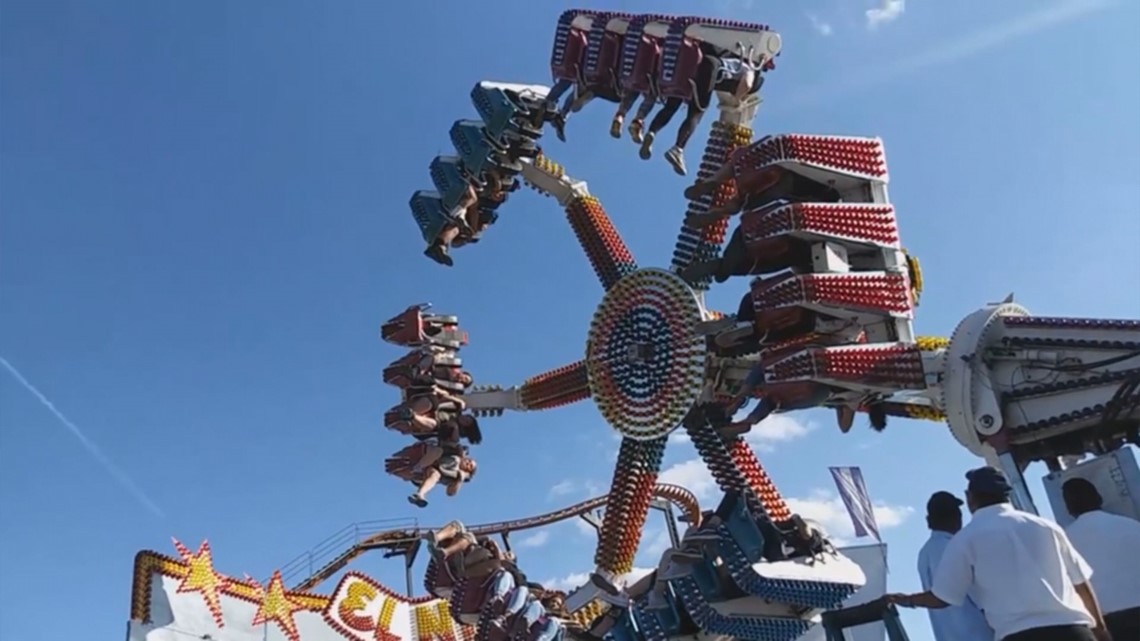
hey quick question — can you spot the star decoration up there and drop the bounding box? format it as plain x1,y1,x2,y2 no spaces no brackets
172,538,228,628
248,570,303,641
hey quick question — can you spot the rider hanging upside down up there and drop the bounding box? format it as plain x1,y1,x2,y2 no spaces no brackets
399,386,467,433
409,413,482,470
424,169,517,267
407,414,481,507
639,43,765,176
408,451,476,507
407,349,474,391
423,521,516,579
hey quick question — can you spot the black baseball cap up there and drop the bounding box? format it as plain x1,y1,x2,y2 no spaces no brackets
966,467,1013,495
926,491,964,516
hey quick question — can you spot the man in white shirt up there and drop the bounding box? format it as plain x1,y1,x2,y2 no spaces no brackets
886,467,1112,641
916,491,995,641
1062,477,1140,641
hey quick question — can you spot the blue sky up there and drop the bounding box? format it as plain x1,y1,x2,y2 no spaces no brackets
1,1,1138,640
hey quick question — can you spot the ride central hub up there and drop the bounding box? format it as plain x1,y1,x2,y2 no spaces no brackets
585,268,709,440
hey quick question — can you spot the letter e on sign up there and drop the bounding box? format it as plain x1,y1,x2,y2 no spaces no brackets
338,578,380,633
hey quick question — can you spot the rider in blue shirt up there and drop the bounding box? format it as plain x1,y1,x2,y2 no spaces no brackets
917,491,995,641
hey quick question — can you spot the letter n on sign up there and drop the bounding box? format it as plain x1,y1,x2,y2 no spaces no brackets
413,601,457,641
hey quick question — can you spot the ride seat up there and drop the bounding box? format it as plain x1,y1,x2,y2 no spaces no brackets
606,610,641,641
552,27,588,82
657,36,702,101
472,84,537,145
449,120,521,179
408,191,451,246
721,494,766,563
685,556,724,601
624,37,663,95
481,619,513,641
584,23,624,87
453,569,515,625
383,442,433,480
425,557,455,600
646,589,683,635
430,156,472,215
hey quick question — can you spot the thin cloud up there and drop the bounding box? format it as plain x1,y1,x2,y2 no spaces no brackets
783,0,1118,108
0,356,164,518
808,14,835,37
517,530,551,548
866,0,906,30
548,479,577,498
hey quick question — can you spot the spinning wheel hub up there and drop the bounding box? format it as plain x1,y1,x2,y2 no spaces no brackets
586,268,709,441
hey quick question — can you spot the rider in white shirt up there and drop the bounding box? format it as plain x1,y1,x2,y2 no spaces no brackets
1062,477,1140,641
887,467,1112,641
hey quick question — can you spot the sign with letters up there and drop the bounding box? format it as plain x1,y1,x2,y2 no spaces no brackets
323,572,475,641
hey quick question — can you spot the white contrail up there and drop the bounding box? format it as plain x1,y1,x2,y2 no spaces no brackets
778,0,1119,109
0,356,165,518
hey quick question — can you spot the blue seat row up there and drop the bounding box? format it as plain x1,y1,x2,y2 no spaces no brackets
407,83,552,260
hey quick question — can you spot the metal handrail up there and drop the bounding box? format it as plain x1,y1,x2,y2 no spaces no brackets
278,517,418,587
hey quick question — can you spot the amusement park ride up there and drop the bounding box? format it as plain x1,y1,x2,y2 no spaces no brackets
127,9,1140,641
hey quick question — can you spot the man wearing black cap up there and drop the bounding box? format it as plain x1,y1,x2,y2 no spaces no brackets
915,491,993,641
1062,477,1140,641
887,467,1113,641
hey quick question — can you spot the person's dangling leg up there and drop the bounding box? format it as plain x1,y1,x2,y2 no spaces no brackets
462,203,482,237
683,155,737,201
451,184,478,222
664,100,706,176
545,79,574,142
684,149,747,226
425,226,459,267
679,226,744,284
663,58,715,175
409,468,441,507
412,445,443,474
728,364,765,415
717,228,760,283
640,97,682,160
547,79,573,105
409,411,439,432
558,89,576,118
430,520,466,544
440,532,476,559
610,92,640,138
628,93,656,143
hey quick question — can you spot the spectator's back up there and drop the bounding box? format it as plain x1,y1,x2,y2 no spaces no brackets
937,503,1093,637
